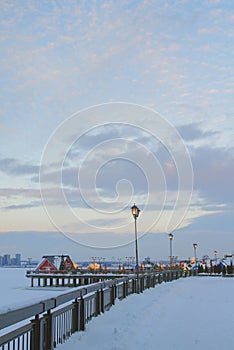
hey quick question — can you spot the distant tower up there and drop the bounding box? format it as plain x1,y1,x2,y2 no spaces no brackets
3,254,11,266
15,253,21,266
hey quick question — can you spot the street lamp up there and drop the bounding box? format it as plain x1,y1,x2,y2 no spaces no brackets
131,204,140,274
213,250,218,263
126,256,131,272
193,243,198,265
169,233,173,270
28,257,32,270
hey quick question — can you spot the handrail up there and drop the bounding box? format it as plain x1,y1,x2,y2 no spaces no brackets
0,269,186,350
0,303,44,330
0,274,137,331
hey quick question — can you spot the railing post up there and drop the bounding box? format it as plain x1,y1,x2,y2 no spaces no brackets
138,276,141,293
132,278,135,294
80,297,85,331
153,274,157,287
152,274,155,287
111,284,115,305
44,310,52,350
122,281,127,299
151,274,153,287
125,279,129,297
100,289,104,313
171,270,174,281
95,290,101,316
142,275,146,291
147,275,150,289
31,314,40,350
72,298,79,333
139,276,143,293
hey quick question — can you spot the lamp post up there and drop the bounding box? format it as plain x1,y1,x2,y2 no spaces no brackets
131,204,140,292
169,233,173,270
126,256,131,272
131,204,140,273
28,257,32,271
193,243,198,265
213,250,218,264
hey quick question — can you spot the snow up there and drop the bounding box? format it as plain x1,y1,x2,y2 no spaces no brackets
60,277,234,350
0,268,233,350
0,268,76,313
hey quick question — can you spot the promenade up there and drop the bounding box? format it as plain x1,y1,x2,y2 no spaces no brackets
60,277,234,350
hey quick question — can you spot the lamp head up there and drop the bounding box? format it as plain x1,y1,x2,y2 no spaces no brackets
169,233,173,240
131,204,140,218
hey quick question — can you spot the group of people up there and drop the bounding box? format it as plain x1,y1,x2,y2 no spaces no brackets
197,262,233,275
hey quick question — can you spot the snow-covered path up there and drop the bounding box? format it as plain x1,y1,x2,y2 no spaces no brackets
0,269,233,350
59,277,234,350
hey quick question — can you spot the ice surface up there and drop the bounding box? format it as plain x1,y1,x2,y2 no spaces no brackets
0,268,74,313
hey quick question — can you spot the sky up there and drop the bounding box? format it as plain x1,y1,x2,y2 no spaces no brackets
0,0,233,262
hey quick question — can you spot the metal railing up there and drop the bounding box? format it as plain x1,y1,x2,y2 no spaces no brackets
0,270,185,350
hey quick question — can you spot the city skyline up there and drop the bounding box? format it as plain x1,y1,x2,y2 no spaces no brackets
0,1,233,260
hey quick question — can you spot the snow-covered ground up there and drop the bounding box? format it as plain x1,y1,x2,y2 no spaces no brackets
0,268,74,313
0,268,233,350
60,277,234,350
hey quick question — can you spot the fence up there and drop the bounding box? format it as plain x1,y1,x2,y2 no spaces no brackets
0,270,185,350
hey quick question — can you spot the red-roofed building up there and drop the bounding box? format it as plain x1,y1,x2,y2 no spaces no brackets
36,258,56,272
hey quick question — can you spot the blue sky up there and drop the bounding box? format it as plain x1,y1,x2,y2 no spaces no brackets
0,0,233,262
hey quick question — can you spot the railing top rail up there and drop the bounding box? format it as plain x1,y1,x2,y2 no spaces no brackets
0,322,32,346
0,302,43,331
0,275,130,330
26,271,131,277
0,270,181,331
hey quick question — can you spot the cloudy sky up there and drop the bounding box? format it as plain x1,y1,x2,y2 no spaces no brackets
0,0,233,262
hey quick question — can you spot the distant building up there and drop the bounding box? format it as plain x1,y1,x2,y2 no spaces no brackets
0,253,22,266
35,255,75,273
3,254,11,266
15,253,21,266
36,258,57,273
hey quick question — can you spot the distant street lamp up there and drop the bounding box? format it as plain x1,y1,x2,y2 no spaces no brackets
126,256,131,272
28,257,32,270
169,233,173,270
213,250,218,263
193,243,198,265
131,204,140,278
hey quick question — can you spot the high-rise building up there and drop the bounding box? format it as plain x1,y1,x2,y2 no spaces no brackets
3,254,11,266
15,253,21,266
